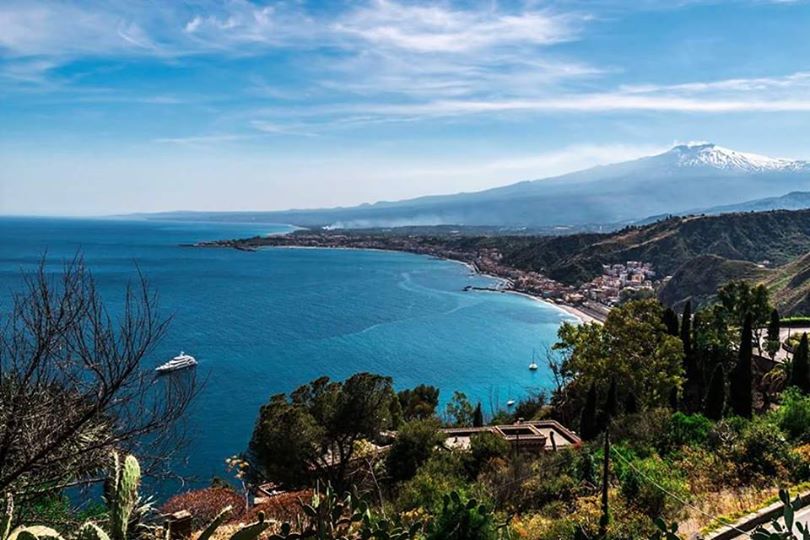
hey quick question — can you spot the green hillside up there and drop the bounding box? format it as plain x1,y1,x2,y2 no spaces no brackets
457,209,810,286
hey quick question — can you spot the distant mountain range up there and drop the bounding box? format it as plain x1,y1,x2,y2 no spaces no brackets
699,191,810,215
143,143,810,229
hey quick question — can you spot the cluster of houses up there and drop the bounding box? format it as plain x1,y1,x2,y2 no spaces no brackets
578,261,657,306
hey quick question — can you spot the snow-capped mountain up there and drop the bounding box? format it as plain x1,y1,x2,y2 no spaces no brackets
667,142,809,172
149,143,810,229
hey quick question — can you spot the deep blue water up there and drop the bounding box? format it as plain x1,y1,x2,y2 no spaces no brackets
0,217,576,496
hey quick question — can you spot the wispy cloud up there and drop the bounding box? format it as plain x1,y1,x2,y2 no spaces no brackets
152,133,250,146
0,0,594,103
332,0,580,53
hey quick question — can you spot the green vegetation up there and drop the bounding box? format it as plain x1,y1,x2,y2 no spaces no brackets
247,373,401,489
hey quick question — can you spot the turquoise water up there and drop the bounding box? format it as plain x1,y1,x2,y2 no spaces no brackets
0,217,575,495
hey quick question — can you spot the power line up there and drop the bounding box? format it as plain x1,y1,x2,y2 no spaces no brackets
610,447,752,539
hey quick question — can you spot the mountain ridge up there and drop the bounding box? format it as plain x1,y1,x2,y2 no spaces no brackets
139,143,810,229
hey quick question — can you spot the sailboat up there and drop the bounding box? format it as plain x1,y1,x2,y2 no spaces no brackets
528,349,539,371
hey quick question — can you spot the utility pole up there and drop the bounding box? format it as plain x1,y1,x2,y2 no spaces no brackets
599,425,610,539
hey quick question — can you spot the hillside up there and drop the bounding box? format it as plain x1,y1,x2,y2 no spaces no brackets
658,255,769,310
461,209,810,286
140,143,810,229
766,252,810,315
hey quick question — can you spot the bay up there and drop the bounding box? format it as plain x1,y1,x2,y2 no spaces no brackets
0,216,576,496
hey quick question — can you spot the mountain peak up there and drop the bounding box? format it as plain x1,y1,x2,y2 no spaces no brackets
664,142,808,172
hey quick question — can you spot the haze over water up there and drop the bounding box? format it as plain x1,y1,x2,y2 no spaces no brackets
0,217,575,495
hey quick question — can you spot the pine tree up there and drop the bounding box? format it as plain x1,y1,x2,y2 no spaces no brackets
472,402,484,427
662,307,679,336
790,333,810,393
580,383,599,441
729,313,753,418
704,364,725,421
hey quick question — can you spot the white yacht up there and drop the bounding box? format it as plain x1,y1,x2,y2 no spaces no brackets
528,349,539,371
156,351,197,374
506,400,516,407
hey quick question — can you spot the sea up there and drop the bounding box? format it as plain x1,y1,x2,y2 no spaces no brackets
0,216,576,497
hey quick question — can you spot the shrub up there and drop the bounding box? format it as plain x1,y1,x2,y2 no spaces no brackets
659,412,712,454
610,408,672,457
245,489,312,524
733,418,793,484
466,432,510,478
160,487,245,528
774,387,810,442
387,418,445,482
617,453,689,519
396,451,470,512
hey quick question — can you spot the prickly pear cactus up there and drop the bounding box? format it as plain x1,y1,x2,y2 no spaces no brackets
76,523,112,540
104,452,141,540
228,511,270,540
197,506,233,540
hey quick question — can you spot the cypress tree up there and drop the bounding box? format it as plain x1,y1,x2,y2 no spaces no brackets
680,301,693,358
473,402,484,427
662,307,679,336
604,378,618,420
580,383,599,441
767,309,781,345
790,333,810,393
679,301,701,412
729,313,753,418
704,364,725,421
624,392,638,415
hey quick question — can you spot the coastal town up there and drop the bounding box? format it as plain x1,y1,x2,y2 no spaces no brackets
192,232,663,322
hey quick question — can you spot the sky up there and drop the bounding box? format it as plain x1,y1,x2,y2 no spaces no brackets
3,0,810,216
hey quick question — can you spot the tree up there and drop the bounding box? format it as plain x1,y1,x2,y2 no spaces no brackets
717,281,771,326
662,307,679,336
445,391,474,427
555,299,684,410
604,378,618,421
248,372,398,489
472,402,484,427
398,384,440,421
0,258,196,497
767,309,781,360
790,333,810,393
717,281,773,346
466,432,510,478
680,301,693,359
624,392,638,415
680,301,702,413
729,313,753,418
580,383,599,441
704,364,725,421
387,419,445,482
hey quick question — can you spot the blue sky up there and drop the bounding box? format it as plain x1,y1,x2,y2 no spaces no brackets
3,0,810,215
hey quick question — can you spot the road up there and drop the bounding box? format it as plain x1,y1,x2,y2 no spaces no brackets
763,501,810,535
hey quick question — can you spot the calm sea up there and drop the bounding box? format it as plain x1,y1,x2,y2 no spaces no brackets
0,217,575,496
